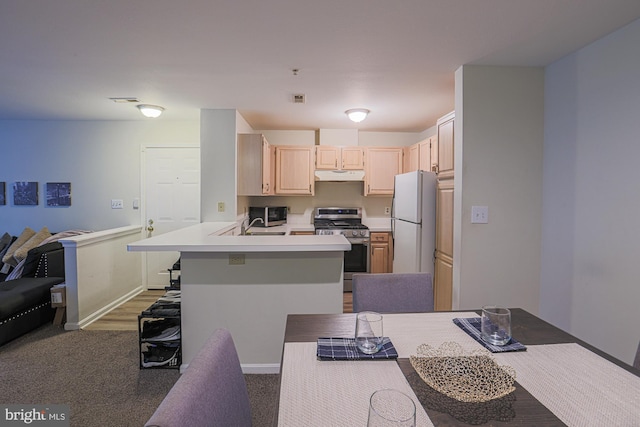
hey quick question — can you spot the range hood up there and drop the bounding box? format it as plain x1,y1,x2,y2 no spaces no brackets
315,170,365,182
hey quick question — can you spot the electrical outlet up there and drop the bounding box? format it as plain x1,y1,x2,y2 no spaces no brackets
384,206,391,215
218,202,225,212
229,254,245,265
471,206,489,224
111,199,124,209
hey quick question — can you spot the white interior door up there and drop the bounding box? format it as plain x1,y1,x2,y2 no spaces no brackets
143,147,200,289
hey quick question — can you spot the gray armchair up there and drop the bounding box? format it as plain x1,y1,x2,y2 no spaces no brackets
352,272,434,313
145,328,252,427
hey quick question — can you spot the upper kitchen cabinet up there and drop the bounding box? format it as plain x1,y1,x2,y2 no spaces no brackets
237,134,275,196
419,136,438,173
315,146,364,170
403,143,420,173
365,147,403,196
436,111,455,179
275,146,315,195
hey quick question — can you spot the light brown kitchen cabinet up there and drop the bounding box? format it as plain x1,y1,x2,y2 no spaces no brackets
418,136,438,172
365,147,403,196
436,111,454,179
434,111,455,310
370,232,393,273
237,134,275,196
275,146,315,195
404,143,420,173
434,178,453,311
315,146,364,170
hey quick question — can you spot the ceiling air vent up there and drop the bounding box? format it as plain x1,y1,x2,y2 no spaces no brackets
293,94,306,104
109,97,141,103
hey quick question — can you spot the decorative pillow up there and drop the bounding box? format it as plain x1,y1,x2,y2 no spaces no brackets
2,227,35,266
0,232,12,253
0,236,17,280
13,226,52,263
21,242,63,278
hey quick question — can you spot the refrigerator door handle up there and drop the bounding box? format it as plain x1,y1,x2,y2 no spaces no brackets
391,219,395,261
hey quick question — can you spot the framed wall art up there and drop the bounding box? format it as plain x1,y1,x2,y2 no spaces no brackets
13,182,38,206
0,182,5,205
46,182,72,206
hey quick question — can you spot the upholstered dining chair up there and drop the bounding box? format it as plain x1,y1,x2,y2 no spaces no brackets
352,272,434,313
145,328,252,427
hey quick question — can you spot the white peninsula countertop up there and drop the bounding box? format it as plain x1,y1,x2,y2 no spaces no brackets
127,221,348,373
127,222,350,253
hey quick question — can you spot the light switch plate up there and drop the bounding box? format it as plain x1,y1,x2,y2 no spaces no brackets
471,205,489,224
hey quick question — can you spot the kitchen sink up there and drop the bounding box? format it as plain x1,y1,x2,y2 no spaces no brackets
246,231,287,236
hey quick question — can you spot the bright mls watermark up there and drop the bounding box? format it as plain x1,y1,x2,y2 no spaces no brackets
1,405,69,426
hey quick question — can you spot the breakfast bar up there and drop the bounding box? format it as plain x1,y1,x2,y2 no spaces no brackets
128,222,350,373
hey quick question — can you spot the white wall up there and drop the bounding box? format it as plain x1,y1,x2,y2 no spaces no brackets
454,65,544,314
0,120,199,235
541,18,640,365
200,109,240,221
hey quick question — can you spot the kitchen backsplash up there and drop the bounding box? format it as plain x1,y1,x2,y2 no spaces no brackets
237,181,392,225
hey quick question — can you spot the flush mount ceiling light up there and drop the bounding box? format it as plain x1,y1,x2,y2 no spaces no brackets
137,104,165,118
345,108,370,123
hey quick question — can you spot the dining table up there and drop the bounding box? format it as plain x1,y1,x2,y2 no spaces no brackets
275,308,640,426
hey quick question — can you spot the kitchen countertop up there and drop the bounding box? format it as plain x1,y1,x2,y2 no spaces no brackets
127,222,349,253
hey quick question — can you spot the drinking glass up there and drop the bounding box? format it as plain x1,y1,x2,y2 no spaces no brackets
367,389,416,427
481,306,511,346
356,311,384,354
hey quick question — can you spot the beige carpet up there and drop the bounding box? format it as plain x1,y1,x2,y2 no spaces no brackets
0,324,278,427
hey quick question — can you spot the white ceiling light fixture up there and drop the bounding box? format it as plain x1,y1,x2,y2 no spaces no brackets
345,108,369,123
137,104,165,118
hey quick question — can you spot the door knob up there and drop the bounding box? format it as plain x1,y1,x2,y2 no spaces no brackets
146,219,154,233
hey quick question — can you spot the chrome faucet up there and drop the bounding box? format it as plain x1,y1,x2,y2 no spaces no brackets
241,217,264,235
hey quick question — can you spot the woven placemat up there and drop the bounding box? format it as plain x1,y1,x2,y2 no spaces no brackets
493,343,640,426
278,342,433,427
381,312,481,357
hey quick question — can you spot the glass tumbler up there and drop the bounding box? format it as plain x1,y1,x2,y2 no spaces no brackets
481,306,511,346
356,311,384,354
367,389,416,427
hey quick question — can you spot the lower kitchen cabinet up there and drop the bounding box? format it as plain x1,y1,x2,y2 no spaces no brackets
370,232,393,273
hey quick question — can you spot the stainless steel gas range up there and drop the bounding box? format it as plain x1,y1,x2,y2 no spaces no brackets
314,207,370,292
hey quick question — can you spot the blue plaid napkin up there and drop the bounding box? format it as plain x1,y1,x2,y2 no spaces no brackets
317,337,398,360
453,317,527,353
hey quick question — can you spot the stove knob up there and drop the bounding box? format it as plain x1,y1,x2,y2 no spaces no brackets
352,230,358,237
360,230,366,237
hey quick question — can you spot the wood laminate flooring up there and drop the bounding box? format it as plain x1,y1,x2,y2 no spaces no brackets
85,290,353,331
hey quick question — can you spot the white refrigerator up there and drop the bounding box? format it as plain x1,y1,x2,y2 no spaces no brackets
391,170,437,274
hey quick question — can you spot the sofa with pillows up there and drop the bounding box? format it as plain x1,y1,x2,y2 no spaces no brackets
0,227,89,346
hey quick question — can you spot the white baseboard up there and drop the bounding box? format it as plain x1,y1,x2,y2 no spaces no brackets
178,363,281,375
70,286,145,330
241,364,281,374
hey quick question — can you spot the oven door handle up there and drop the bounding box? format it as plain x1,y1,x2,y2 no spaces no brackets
364,240,371,273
